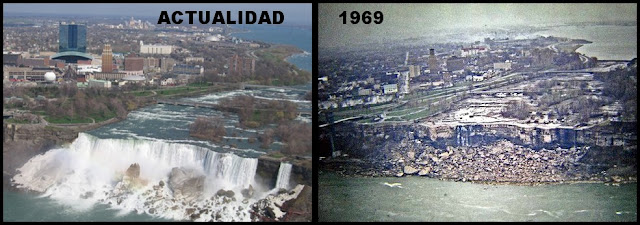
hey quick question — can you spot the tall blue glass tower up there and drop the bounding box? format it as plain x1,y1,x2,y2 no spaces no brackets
53,23,91,63
59,24,87,53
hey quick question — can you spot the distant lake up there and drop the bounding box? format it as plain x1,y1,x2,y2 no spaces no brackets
534,25,637,61
319,172,637,222
231,24,312,72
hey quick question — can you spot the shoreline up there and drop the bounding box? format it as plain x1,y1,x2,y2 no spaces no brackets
253,44,312,86
231,24,312,78
540,26,637,60
284,50,311,73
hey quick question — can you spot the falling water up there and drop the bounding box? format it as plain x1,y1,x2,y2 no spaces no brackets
11,133,260,221
274,162,293,190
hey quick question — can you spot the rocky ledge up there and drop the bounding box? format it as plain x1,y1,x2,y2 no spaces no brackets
320,139,636,185
250,184,311,222
103,164,311,222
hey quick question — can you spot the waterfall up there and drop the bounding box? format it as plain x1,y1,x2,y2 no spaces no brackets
202,150,258,191
457,126,469,147
14,133,258,191
12,133,260,220
274,162,292,190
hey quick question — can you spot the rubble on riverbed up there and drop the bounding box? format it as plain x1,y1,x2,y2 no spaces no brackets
320,139,637,184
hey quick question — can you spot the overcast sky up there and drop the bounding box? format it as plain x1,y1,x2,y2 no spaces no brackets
3,3,311,26
319,3,637,48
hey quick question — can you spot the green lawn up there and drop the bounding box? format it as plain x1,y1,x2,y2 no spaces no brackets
158,87,191,95
401,105,447,121
44,115,93,124
32,111,47,116
187,82,212,87
251,110,263,123
44,125,65,131
132,90,154,97
157,87,209,96
386,108,417,117
258,51,279,63
269,151,285,159
5,118,32,124
357,117,377,123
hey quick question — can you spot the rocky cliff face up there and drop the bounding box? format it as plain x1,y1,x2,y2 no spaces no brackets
279,185,312,222
168,167,206,201
3,124,80,189
4,124,79,145
290,161,312,187
334,121,636,155
443,122,636,151
255,156,311,189
256,157,280,189
126,163,141,179
249,184,308,222
323,121,636,183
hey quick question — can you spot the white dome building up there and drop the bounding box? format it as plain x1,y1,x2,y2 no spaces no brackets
44,72,56,82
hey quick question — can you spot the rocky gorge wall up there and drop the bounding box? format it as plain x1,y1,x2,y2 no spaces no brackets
323,121,636,183
256,156,311,189
341,121,636,152
4,123,79,145
3,123,81,189
326,121,637,173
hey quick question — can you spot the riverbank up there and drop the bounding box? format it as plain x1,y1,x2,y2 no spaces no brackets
320,138,637,186
534,24,637,61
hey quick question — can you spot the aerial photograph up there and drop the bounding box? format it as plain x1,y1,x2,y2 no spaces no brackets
318,3,636,222
3,3,311,222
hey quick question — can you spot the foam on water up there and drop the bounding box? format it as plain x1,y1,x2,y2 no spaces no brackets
252,95,311,104
187,89,250,104
295,115,312,123
128,110,196,123
12,133,268,221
